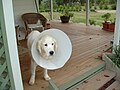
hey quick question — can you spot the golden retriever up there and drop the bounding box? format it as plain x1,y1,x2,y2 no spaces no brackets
27,31,57,85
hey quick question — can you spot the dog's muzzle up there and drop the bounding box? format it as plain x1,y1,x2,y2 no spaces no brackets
49,51,54,56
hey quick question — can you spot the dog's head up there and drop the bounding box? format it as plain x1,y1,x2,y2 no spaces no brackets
37,35,57,59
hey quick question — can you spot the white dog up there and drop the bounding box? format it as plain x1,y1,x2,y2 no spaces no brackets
27,31,57,85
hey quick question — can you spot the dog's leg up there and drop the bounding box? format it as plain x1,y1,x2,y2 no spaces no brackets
29,59,37,85
44,69,51,80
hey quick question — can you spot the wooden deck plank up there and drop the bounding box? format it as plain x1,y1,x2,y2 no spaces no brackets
19,21,114,90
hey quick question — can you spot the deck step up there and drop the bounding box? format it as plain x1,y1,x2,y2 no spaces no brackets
73,70,116,90
105,81,120,90
49,60,106,90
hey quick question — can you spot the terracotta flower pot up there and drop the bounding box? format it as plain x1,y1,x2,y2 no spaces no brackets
102,22,109,31
108,23,115,32
102,22,115,32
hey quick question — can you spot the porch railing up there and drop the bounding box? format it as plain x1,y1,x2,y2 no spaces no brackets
0,28,12,90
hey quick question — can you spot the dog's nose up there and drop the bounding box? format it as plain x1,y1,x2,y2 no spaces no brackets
49,51,54,55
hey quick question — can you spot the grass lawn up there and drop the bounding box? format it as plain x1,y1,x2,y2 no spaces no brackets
41,11,116,26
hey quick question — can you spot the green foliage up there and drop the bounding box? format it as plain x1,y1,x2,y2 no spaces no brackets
39,0,117,12
104,5,109,10
59,4,74,17
39,0,116,12
61,10,74,17
109,0,117,4
94,6,97,10
74,3,82,11
57,5,64,12
101,13,111,22
99,5,104,9
42,12,116,26
110,18,116,24
111,4,116,10
57,3,82,12
109,45,120,68
89,19,96,25
53,0,58,12
55,0,64,5
39,0,50,12
90,8,96,12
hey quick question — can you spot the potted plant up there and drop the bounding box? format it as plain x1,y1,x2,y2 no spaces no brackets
103,45,120,81
101,13,111,31
60,10,74,23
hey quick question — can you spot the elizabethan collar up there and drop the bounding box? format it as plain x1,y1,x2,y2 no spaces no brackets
31,29,72,70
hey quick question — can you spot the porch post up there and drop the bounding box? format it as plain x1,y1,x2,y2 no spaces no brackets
50,0,53,20
86,0,90,26
0,0,23,89
113,0,120,47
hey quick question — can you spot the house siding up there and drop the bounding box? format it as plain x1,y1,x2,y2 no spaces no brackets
12,0,37,26
12,0,38,40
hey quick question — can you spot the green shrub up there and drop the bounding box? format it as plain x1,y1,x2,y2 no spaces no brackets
61,10,74,17
89,19,96,25
111,4,116,10
101,13,111,22
90,9,96,12
99,4,104,9
104,5,109,10
109,45,120,68
75,4,82,11
94,6,97,10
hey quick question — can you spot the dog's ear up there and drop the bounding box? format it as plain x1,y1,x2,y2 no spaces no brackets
54,39,58,51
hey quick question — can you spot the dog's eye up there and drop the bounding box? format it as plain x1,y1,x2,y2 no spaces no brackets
44,44,47,46
52,43,54,45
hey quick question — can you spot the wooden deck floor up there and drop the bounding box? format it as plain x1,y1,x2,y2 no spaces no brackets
19,21,114,90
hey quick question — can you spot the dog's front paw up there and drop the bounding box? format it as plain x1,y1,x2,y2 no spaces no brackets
44,75,51,80
29,76,35,85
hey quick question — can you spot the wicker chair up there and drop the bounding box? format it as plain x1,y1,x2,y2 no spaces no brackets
21,13,47,39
